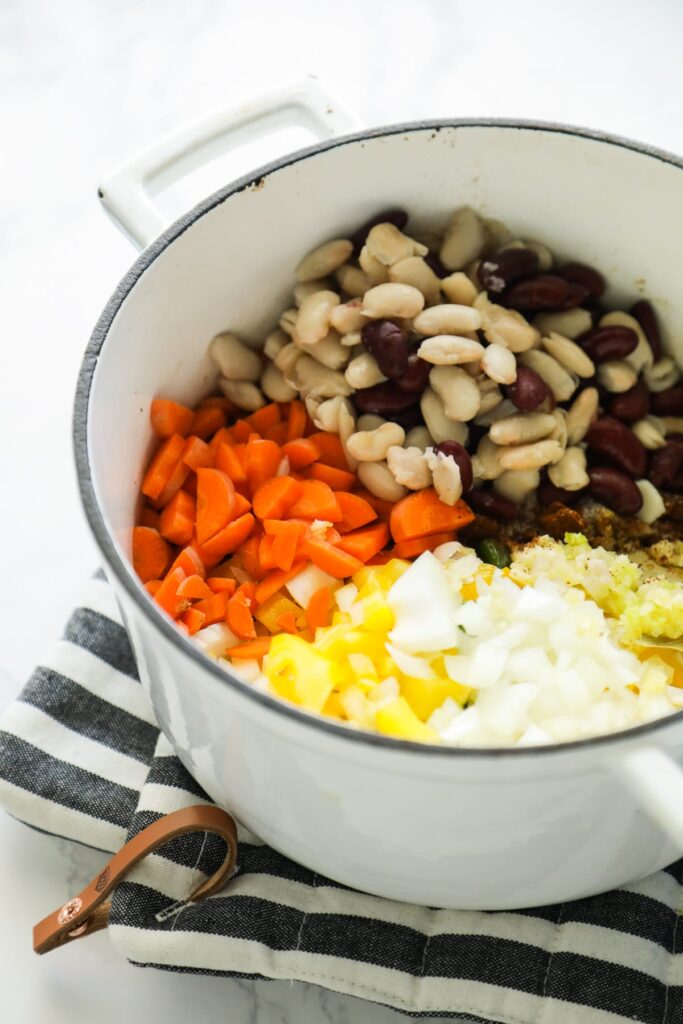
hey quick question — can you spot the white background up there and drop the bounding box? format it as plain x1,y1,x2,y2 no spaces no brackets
1,0,682,1019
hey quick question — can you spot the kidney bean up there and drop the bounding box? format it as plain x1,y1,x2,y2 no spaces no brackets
649,442,683,489
557,261,606,298
555,281,591,310
588,467,643,515
652,387,683,416
351,208,409,255
396,351,432,394
503,274,570,312
630,299,663,361
537,478,581,507
466,487,517,521
433,440,473,492
507,365,550,411
577,326,638,363
389,403,424,431
585,415,647,478
608,379,651,423
353,380,421,416
423,251,449,278
477,248,539,294
362,319,409,379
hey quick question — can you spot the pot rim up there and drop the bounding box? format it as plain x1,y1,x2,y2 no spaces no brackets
74,115,683,760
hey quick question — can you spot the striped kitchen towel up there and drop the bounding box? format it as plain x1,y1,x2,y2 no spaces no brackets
1,574,682,1024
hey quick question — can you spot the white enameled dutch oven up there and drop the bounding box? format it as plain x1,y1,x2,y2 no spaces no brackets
75,79,683,910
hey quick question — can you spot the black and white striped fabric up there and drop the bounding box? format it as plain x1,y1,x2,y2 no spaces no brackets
1,574,682,1023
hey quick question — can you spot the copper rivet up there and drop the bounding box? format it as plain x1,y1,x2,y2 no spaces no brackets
57,897,83,926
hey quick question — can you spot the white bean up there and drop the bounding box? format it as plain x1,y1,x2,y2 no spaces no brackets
596,359,638,393
541,332,595,378
522,239,553,272
345,352,387,389
294,290,340,347
534,308,592,340
359,245,389,285
304,330,349,370
340,330,362,348
313,395,351,434
387,446,431,490
335,264,372,298
483,217,513,251
289,355,353,398
476,294,540,353
477,377,505,415
429,365,481,422
293,279,332,306
210,332,262,382
489,412,556,446
274,341,302,377
493,468,540,505
357,461,407,502
420,387,469,444
566,387,599,445
518,350,578,402
357,414,386,431
440,271,478,306
337,400,357,471
472,435,504,481
329,300,366,335
413,303,482,336
417,334,485,365
404,426,433,451
279,307,298,336
481,343,517,385
632,416,667,450
548,447,589,491
361,282,425,319
388,256,441,304
498,439,563,471
366,223,427,266
424,449,463,506
263,329,289,361
440,207,487,271
219,378,265,412
548,408,568,449
260,362,296,402
599,311,653,373
635,480,666,525
346,422,406,462
644,357,680,393
296,239,353,282
475,395,515,427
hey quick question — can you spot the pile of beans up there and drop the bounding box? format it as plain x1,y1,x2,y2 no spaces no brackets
210,206,683,525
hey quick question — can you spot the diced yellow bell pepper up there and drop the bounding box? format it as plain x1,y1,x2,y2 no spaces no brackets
400,675,472,721
264,634,338,712
461,564,495,601
359,591,395,632
348,653,377,680
375,697,440,742
322,691,346,719
352,559,409,591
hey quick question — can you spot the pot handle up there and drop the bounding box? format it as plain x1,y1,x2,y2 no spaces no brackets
98,77,365,250
617,746,683,849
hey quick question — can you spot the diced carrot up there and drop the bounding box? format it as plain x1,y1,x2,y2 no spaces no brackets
196,513,255,564
196,394,234,413
306,586,333,632
276,611,298,634
286,400,307,441
392,531,457,559
141,434,186,501
337,522,390,562
335,491,377,533
196,468,236,544
252,476,303,521
194,591,229,625
263,421,288,445
184,473,198,499
281,438,320,470
365,551,394,566
232,492,252,517
263,518,307,537
150,399,194,438
215,442,247,485
207,577,237,596
228,637,272,660
307,432,348,470
170,545,206,579
182,435,212,471
154,459,191,509
304,536,364,578
139,506,161,529
254,562,306,605
179,607,206,635
144,579,162,595
245,439,283,495
258,534,278,570
271,520,303,572
226,592,256,639
132,526,170,583
154,567,187,617
159,490,196,546
246,403,281,434
240,533,266,580
288,480,342,522
389,489,475,543
208,426,234,457
230,419,253,443
353,488,395,522
177,574,214,600
191,404,227,440
308,462,356,491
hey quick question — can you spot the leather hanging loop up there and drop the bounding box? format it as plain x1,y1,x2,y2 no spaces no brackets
33,805,238,955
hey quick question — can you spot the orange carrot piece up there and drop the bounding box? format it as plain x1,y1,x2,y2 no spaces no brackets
179,607,206,636
254,562,306,605
170,545,206,579
240,533,266,580
271,520,303,572
139,506,161,529
196,394,234,412
132,526,170,583
392,531,457,559
232,492,252,517
150,398,194,439
196,468,236,544
177,573,214,600
335,491,377,533
366,551,394,566
258,534,278,570
263,518,307,537
193,591,229,625
354,488,395,522
263,421,289,445
182,435,212,471
306,586,333,633
191,405,227,440
208,426,234,457
304,536,364,578
337,522,390,563
288,480,342,522
252,476,303,521
307,432,348,470
389,489,475,543
276,610,298,634
286,400,307,441
245,439,283,495
141,434,186,501
196,513,255,564
281,438,320,470
160,489,196,546
308,462,356,491
144,579,162,595
226,592,256,639
207,577,237,596
230,419,253,443
154,459,191,509
215,442,248,485
228,637,272,660
246,403,281,434
154,567,187,617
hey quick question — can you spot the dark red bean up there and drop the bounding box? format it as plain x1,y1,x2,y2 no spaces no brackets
555,281,591,310
630,299,663,361
557,262,606,298
608,379,650,423
503,274,570,311
432,441,473,493
353,381,421,417
537,479,582,506
395,351,432,394
649,443,683,490
477,248,539,294
423,251,449,278
361,320,409,380
389,404,424,431
466,488,517,521
585,416,647,478
577,326,638,363
350,208,408,255
652,387,683,416
588,467,643,515
507,366,550,411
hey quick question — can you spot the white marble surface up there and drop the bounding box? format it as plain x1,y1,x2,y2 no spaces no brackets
1,0,683,1019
